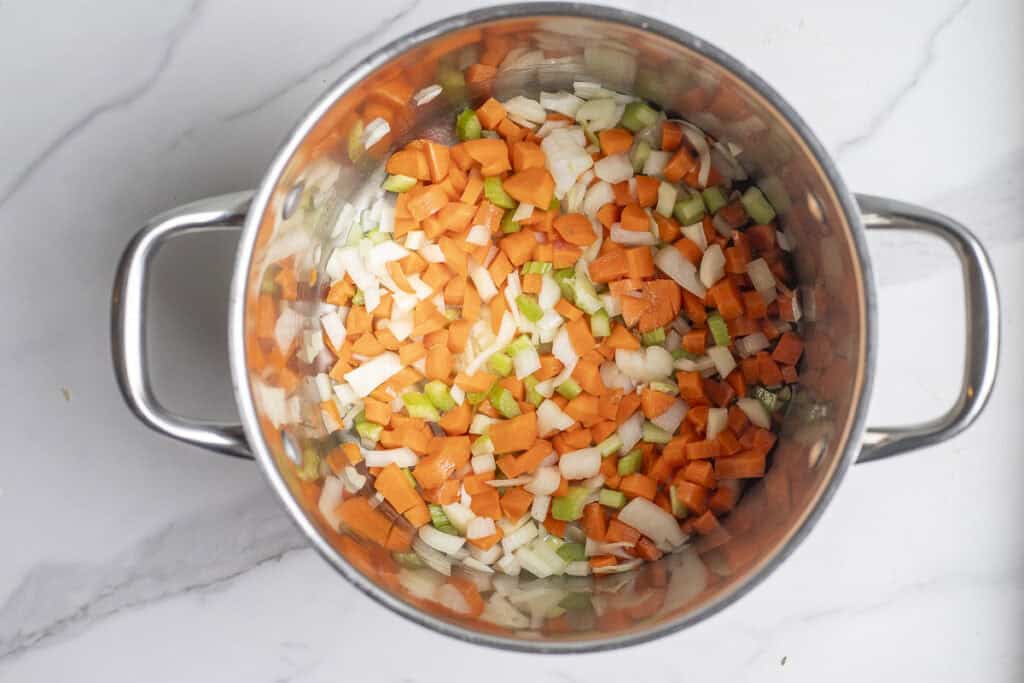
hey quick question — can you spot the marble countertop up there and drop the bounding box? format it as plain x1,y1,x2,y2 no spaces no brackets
2,0,1021,680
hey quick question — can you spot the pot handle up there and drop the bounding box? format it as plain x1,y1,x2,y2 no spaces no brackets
855,194,1000,463
112,191,256,459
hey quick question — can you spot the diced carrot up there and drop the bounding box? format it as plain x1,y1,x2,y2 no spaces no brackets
619,204,649,231
488,251,513,286
463,138,511,175
742,290,768,319
502,168,554,208
615,391,641,425
554,299,584,321
500,229,536,266
337,497,391,546
460,167,484,205
686,405,709,433
346,305,371,336
495,117,527,144
572,359,606,396
716,452,766,479
597,127,634,155
450,143,473,171
674,480,708,514
772,331,804,365
517,440,553,474
747,224,777,252
488,412,538,453
463,281,481,322
385,148,431,180
708,484,739,514
535,354,563,381
717,428,741,455
605,519,641,546
374,463,423,514
544,515,567,537
351,333,385,356
511,141,546,171
673,237,703,266
500,487,534,519
612,181,633,206
476,97,506,129
581,502,607,541
405,184,448,221
553,241,583,268
635,537,664,562
596,203,621,229
662,147,696,183
589,555,618,569
443,275,466,305
640,388,676,419
363,397,392,426
454,371,496,392
605,323,641,351
437,236,468,276
685,439,720,460
566,316,596,355
757,351,784,387
490,294,506,334
682,460,716,489
564,394,600,425
425,345,453,381
634,176,659,208
708,278,744,320
661,121,683,152
471,488,502,519
619,473,657,500
625,246,655,280
553,213,597,246
466,530,502,551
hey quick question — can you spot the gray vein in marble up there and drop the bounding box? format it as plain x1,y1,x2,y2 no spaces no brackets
0,491,306,663
165,0,421,152
834,0,970,161
0,0,206,210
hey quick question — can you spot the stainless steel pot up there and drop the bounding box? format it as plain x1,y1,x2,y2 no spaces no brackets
111,3,1000,652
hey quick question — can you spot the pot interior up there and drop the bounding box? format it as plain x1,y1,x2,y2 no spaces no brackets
235,7,869,650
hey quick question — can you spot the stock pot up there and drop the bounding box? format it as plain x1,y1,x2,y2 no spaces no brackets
111,3,999,652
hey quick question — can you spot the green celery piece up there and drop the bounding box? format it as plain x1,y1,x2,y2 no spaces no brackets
752,385,780,411
297,447,321,481
487,352,513,377
582,124,599,147
382,174,417,193
707,312,730,346
674,193,705,225
673,348,697,361
428,504,458,535
402,392,441,421
516,294,544,322
401,467,418,489
501,211,521,234
617,448,643,476
630,139,651,173
548,197,561,212
551,486,590,521
597,433,623,457
505,334,533,357
351,290,365,306
353,410,368,425
523,376,544,407
621,102,658,132
642,327,666,346
466,391,488,405
553,268,577,302
522,261,552,275
702,185,728,215
556,542,587,562
642,421,673,444
484,177,517,209
649,380,679,396
590,309,610,338
424,380,456,412
669,485,688,518
598,488,627,509
455,108,481,141
489,386,522,418
572,274,603,314
471,435,494,456
556,378,582,399
355,421,382,443
741,186,777,225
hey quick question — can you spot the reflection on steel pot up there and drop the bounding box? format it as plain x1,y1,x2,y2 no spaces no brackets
112,4,999,653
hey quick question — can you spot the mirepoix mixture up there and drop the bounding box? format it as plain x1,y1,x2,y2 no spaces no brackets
256,73,803,620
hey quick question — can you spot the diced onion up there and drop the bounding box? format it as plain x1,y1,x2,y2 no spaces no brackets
513,345,542,379
707,407,728,440
467,516,497,540
540,90,584,117
735,332,770,357
614,346,674,382
707,345,737,378
504,96,546,123
655,246,706,297
468,258,499,302
737,397,771,429
651,400,687,435
643,150,671,177
317,476,345,530
746,257,776,293
466,225,491,246
525,466,561,495
320,311,346,350
343,352,402,397
656,182,677,217
559,447,601,479
618,498,686,548
363,447,418,468
681,221,707,251
575,98,619,131
594,153,634,184
419,525,466,555
536,399,575,437
471,453,496,475
582,181,615,218
610,224,656,245
617,410,644,451
531,494,551,522
501,521,539,554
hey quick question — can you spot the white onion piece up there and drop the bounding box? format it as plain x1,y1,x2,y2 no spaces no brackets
619,498,687,548
706,407,728,440
471,453,496,475
513,345,542,380
468,258,498,302
707,345,737,378
536,119,570,138
737,397,771,429
552,327,578,369
442,503,475,534
699,244,726,288
610,224,656,245
465,313,516,375
643,150,671,177
531,494,551,522
576,98,618,131
559,447,601,479
736,332,771,357
651,400,687,435
504,96,546,123
582,180,615,218
487,475,534,488
712,213,734,239
600,361,634,392
344,352,402,397
470,543,502,565
317,476,345,530
466,225,491,246
617,410,644,451
675,120,712,187
495,554,522,577
655,246,706,297
525,466,561,495
419,525,467,555
320,311,347,350
536,399,575,437
656,182,677,217
501,521,539,554
593,153,634,184
681,221,707,251
363,447,418,468
412,539,452,576
540,90,584,117
467,516,497,540
747,257,776,292
538,273,561,310
542,128,593,198
614,346,674,382
470,413,496,435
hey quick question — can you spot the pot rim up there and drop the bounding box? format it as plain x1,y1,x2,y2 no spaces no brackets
228,2,876,653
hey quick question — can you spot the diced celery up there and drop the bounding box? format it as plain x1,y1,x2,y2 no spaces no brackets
501,211,521,233
556,542,586,562
642,421,673,444
351,289,365,306
553,268,577,302
505,335,533,357
522,261,553,275
297,447,321,481
429,504,458,535
523,376,544,407
572,274,603,314
424,380,456,412
630,139,651,173
649,380,679,396
597,433,623,457
382,174,417,193
472,435,494,457
353,410,368,425
617,448,643,476
741,186,777,225
702,185,728,215
556,378,582,399
548,197,561,212
402,392,441,421
582,124,599,147
707,312,730,347
487,352,513,377
752,385,780,411
355,421,382,443
489,386,522,418
551,486,590,521
674,192,705,225
466,391,488,405
642,327,666,346
401,467,418,489
669,485,688,518
621,102,659,132
484,177,517,209
516,294,544,322
590,309,610,338
455,108,481,141
599,488,627,509
367,230,389,245
672,348,697,361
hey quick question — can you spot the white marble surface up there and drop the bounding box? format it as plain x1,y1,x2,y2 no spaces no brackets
1,0,1022,680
